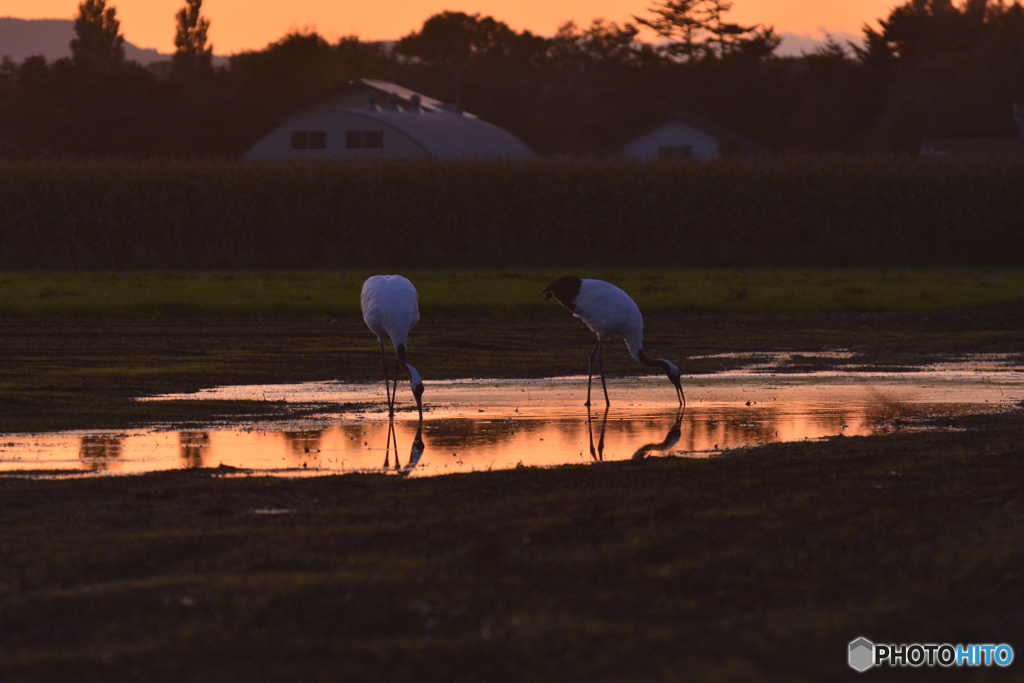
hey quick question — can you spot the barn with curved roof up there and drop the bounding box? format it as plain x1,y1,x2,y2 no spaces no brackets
244,80,533,161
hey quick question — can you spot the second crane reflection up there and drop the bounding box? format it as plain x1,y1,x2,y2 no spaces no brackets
632,410,684,460
382,417,426,476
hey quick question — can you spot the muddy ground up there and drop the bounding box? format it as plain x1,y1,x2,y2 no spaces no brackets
0,410,1022,681
1,310,1023,681
2,307,1024,433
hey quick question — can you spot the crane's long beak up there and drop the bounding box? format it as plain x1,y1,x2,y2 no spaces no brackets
406,363,424,418
671,375,685,408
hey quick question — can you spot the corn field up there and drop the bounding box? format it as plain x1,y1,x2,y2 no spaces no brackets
1,157,1023,268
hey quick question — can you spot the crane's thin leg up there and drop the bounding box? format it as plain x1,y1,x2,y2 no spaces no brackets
586,338,601,407
597,341,610,407
379,341,393,415
394,356,403,414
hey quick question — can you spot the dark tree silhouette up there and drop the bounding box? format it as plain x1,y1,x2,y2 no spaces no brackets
173,0,213,75
861,0,1024,65
395,12,538,106
635,0,779,60
634,0,703,60
552,19,648,65
70,0,125,71
3,0,1022,158
859,0,1024,150
395,11,524,68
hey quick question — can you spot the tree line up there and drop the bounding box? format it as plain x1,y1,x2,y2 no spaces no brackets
1,0,1023,158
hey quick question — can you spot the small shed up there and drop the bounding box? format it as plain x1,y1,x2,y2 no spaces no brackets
616,113,768,161
244,80,533,161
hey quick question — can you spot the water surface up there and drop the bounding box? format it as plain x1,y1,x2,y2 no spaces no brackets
3,358,1021,477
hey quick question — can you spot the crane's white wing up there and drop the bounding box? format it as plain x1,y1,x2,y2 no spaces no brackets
575,279,644,360
361,275,420,348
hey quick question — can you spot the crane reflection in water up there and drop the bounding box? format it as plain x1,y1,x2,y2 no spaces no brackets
588,408,608,461
20,382,996,476
382,417,426,476
593,409,688,462
589,409,686,462
632,410,684,460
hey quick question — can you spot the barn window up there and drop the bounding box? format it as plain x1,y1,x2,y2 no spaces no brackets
658,145,693,158
291,131,309,149
309,131,327,149
345,130,384,150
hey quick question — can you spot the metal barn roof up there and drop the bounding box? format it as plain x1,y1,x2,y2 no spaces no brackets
326,107,533,159
293,79,476,118
244,79,532,160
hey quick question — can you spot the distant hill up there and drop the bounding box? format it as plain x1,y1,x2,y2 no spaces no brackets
0,17,225,65
776,31,861,57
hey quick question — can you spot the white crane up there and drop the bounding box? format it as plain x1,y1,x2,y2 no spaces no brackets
361,275,424,417
543,276,684,407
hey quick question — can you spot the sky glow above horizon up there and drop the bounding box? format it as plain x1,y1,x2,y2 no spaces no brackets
3,0,898,54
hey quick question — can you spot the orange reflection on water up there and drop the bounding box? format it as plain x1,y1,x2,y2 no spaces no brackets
0,372,1019,477
0,401,978,477
79,435,124,472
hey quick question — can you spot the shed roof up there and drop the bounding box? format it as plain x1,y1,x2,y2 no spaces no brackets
321,107,532,159
296,79,474,118
255,79,533,160
619,113,768,156
665,114,769,155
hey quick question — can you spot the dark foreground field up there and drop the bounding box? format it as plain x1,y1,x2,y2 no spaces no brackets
1,270,1024,681
1,409,1022,682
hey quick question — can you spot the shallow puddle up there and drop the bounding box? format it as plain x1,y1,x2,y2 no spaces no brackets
3,359,1023,477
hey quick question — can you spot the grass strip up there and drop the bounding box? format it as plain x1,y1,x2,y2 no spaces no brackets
1,268,1024,318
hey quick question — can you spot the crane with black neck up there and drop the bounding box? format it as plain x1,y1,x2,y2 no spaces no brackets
543,276,684,407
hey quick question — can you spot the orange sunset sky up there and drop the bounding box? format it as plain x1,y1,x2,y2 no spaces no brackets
4,0,899,54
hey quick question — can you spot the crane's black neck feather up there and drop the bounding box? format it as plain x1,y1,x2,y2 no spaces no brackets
542,276,582,312
638,349,672,374
396,343,408,368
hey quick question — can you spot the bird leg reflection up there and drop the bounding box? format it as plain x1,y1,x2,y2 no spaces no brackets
632,409,684,460
588,406,609,461
383,417,397,469
382,416,426,474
